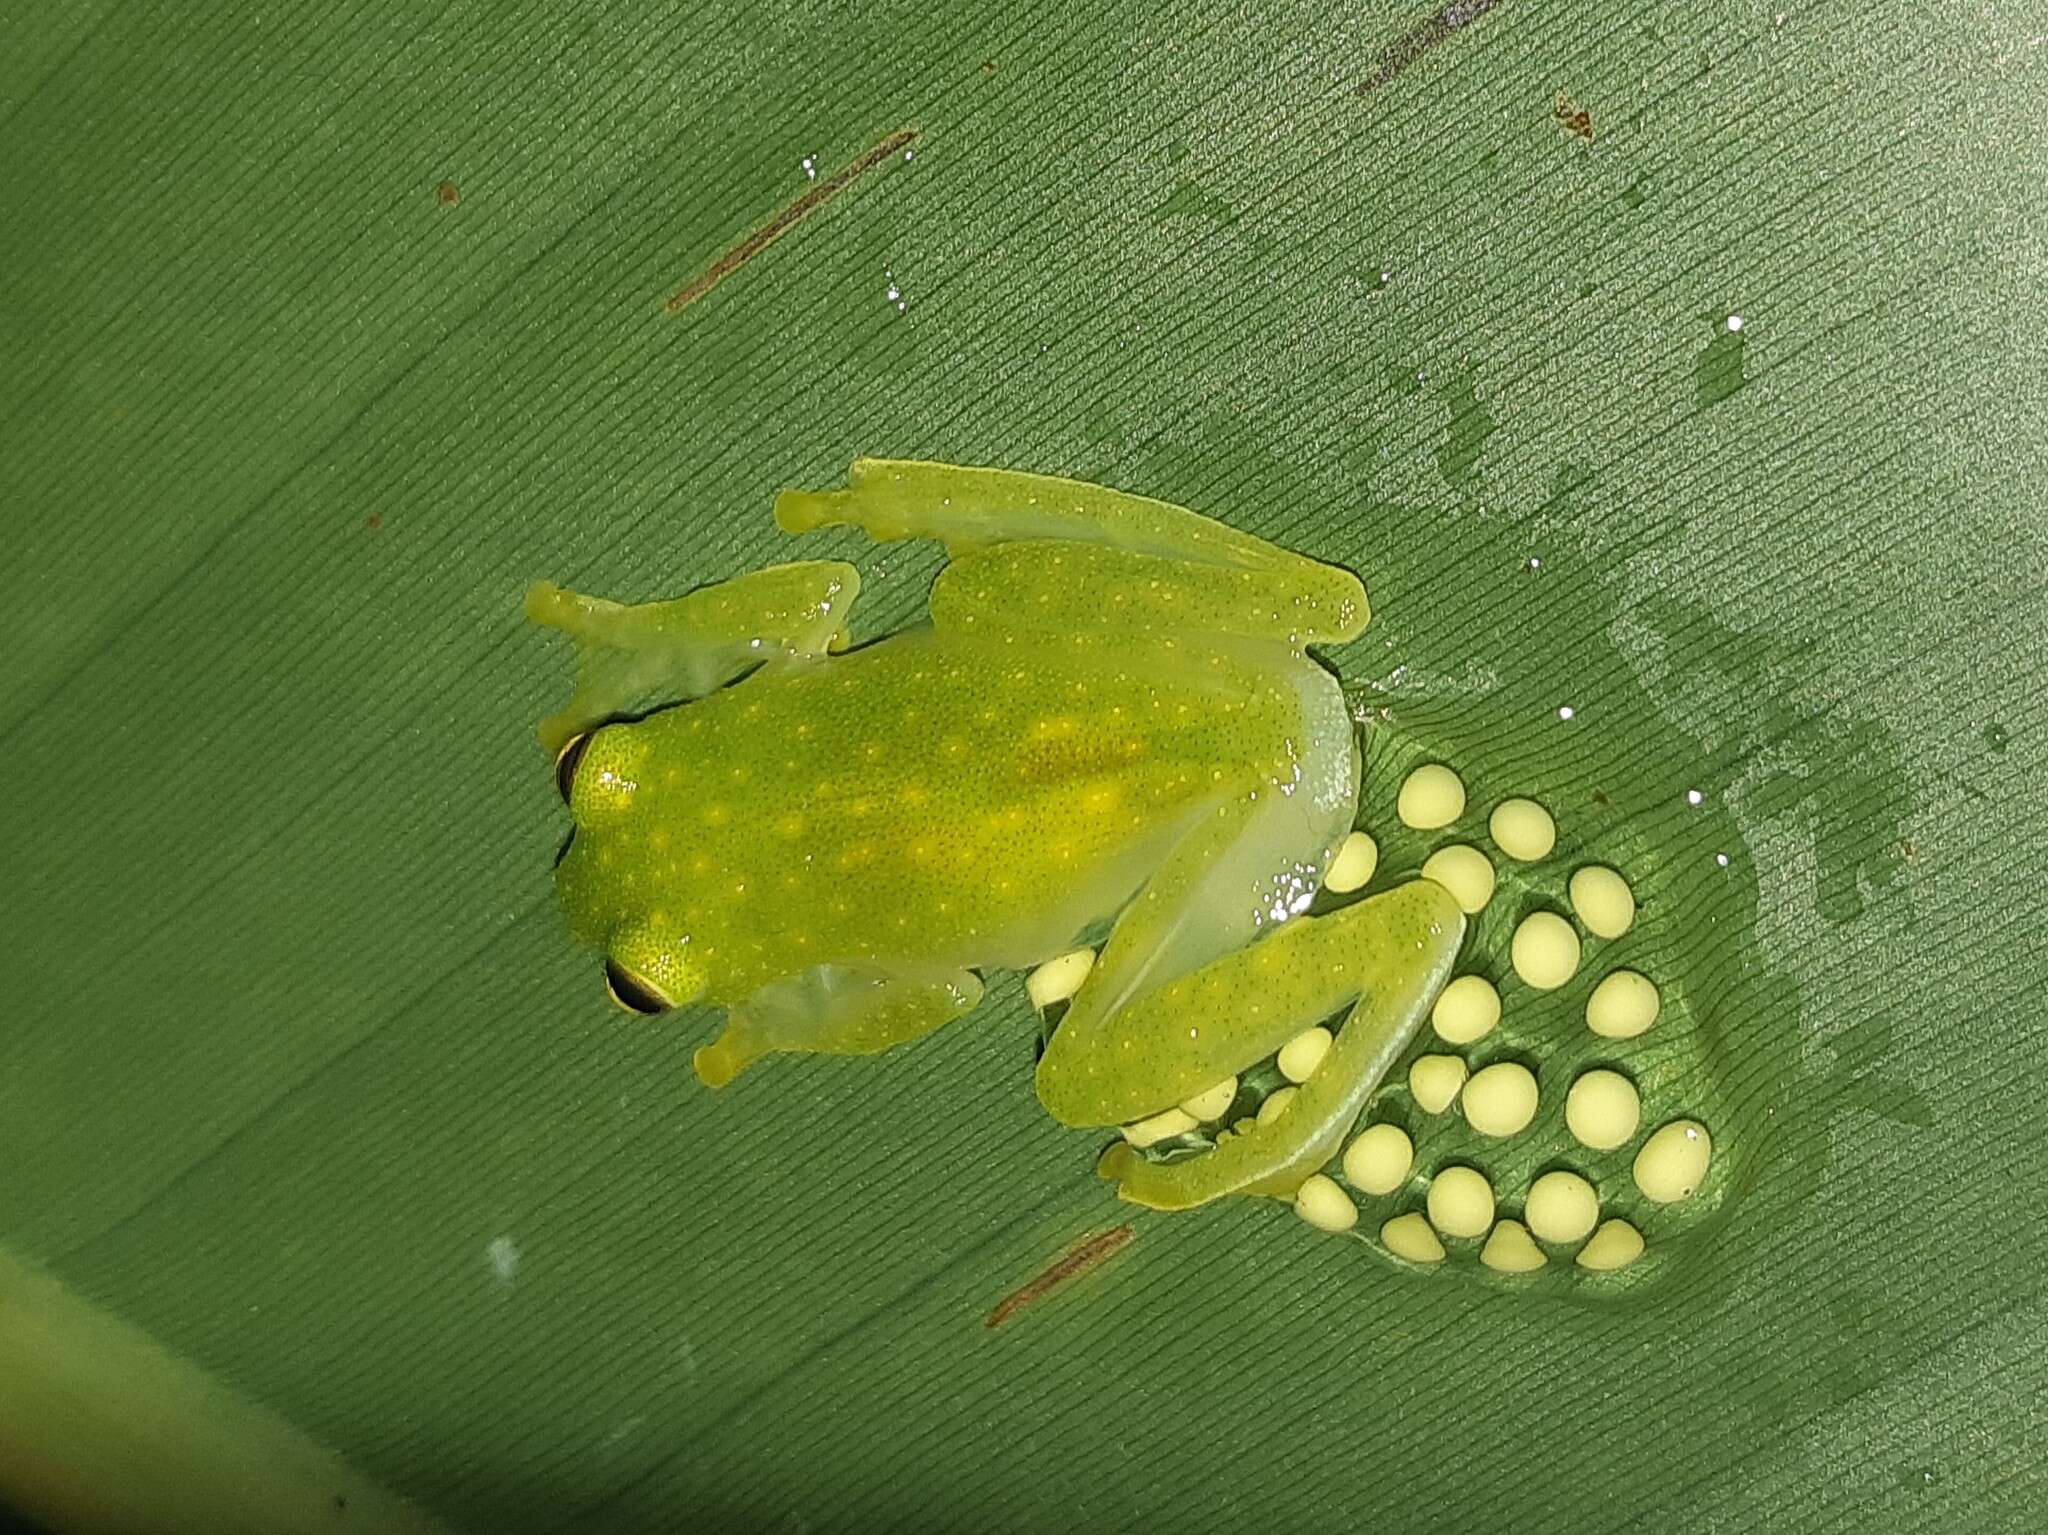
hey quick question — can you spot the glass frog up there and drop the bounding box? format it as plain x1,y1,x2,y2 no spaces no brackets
529,460,1463,1211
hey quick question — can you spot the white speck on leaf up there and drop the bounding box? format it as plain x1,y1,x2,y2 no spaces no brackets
487,1236,521,1285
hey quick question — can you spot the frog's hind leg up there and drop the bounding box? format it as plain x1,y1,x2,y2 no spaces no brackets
775,459,1367,646
524,561,858,755
1036,770,1365,1125
694,965,985,1088
1048,879,1463,1211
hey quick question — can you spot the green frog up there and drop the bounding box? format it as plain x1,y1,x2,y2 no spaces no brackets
529,460,1461,1210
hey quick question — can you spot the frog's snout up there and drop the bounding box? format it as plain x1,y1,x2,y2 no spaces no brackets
554,732,592,805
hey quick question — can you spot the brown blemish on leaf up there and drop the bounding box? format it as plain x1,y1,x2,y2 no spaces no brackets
363,514,383,531
665,127,918,314
1357,0,1503,95
1555,94,1595,141
981,58,997,73
984,1225,1133,1329
435,180,460,206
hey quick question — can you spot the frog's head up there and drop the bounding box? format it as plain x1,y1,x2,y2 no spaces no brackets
553,726,711,1017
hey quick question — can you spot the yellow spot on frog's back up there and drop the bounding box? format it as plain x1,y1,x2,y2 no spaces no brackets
1032,716,1079,741
690,853,714,876
834,845,877,872
776,814,806,839
701,804,732,827
902,784,930,806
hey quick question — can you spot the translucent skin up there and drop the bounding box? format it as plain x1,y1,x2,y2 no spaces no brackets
559,628,1339,1001
531,460,1462,1208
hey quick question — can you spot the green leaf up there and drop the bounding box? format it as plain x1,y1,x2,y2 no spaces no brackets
3,2,2043,1531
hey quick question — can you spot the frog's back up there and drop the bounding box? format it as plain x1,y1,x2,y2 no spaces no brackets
560,626,1345,999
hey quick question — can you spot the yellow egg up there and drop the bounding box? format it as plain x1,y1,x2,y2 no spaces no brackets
1564,1069,1641,1150
1426,1165,1495,1238
1276,1026,1334,1083
1380,1212,1446,1264
1421,843,1496,914
1256,1087,1299,1127
1576,1218,1646,1272
1586,970,1661,1038
1460,1062,1540,1137
1633,1119,1712,1203
1025,947,1095,1010
1431,974,1501,1044
1293,1173,1360,1232
1397,764,1466,829
1569,865,1636,939
1178,1076,1238,1122
1119,1107,1198,1147
1343,1123,1414,1195
1323,830,1379,894
1511,911,1580,990
1524,1171,1600,1244
1480,1219,1547,1273
1409,1054,1468,1114
1489,798,1556,861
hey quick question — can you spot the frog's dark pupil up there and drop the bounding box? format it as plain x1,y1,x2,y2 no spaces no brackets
555,733,592,805
605,959,670,1015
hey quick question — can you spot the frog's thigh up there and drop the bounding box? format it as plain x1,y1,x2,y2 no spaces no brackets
1093,881,1464,1211
777,459,1366,643
930,542,1361,646
525,560,858,753
694,965,984,1088
1037,783,1359,1123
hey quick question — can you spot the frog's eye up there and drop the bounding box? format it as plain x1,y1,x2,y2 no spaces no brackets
604,959,673,1015
554,732,592,805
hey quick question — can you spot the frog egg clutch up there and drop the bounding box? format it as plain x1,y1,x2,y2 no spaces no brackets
1034,757,1727,1289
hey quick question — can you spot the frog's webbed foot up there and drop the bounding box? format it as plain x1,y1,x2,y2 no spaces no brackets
776,459,1367,648
694,965,984,1088
524,561,858,755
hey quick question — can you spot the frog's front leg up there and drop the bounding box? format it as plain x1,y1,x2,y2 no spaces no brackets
775,459,1367,647
525,560,857,755
694,965,984,1088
